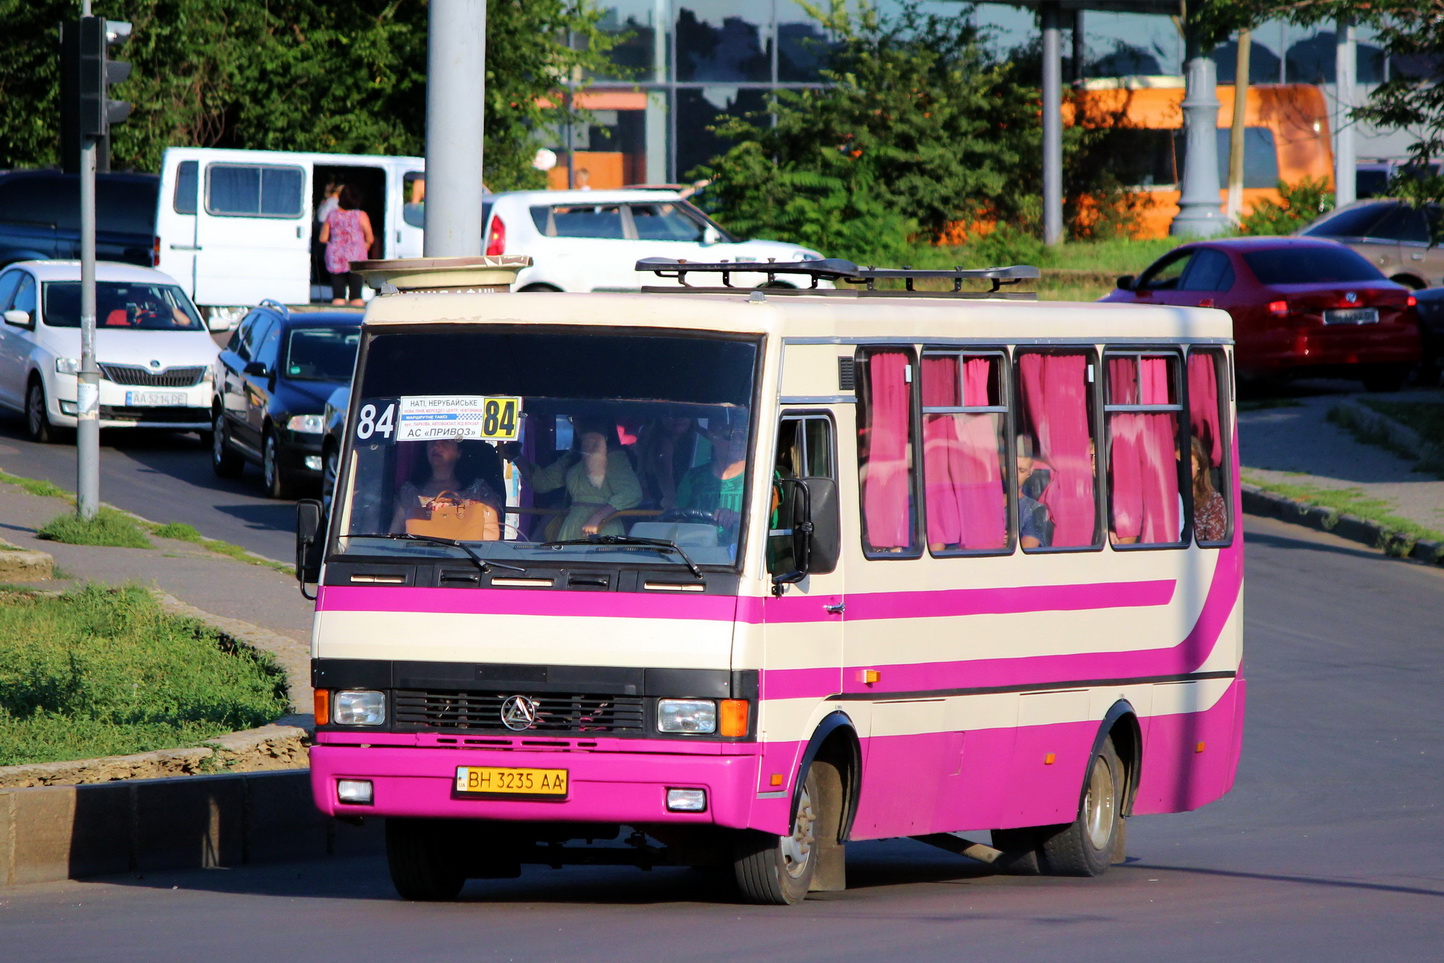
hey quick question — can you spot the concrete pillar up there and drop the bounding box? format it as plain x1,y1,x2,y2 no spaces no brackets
424,0,487,257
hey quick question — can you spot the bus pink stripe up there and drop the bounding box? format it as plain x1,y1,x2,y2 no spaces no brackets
317,578,1174,624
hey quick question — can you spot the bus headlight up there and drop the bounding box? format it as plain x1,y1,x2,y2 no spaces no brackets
333,689,386,726
657,699,716,733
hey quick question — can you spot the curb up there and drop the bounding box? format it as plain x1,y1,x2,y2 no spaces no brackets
0,770,382,887
1242,484,1444,566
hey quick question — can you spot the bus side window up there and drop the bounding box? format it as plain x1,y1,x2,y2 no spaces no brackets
856,349,920,558
1187,349,1232,545
1104,352,1186,548
770,415,836,575
1015,350,1101,549
921,351,1008,554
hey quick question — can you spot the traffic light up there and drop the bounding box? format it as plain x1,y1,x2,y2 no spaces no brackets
60,16,131,172
79,16,132,136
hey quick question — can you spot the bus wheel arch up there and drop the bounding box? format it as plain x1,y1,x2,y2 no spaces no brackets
733,712,857,904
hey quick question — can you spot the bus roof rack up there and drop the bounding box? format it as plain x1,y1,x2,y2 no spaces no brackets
636,257,1040,297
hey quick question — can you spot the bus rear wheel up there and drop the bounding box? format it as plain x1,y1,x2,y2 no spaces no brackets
1038,735,1124,877
733,764,827,904
386,818,466,901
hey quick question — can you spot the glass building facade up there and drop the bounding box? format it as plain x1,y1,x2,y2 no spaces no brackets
549,2,1412,189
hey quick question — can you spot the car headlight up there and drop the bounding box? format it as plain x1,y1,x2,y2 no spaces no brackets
286,414,325,434
55,357,81,375
657,698,717,734
332,689,386,726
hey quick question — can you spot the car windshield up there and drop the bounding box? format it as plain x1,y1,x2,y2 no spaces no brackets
332,329,760,570
42,281,204,330
284,326,359,381
1243,247,1385,285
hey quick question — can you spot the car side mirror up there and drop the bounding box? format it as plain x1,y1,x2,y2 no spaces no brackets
244,360,269,377
3,309,33,328
296,499,326,599
701,225,722,245
1116,275,1135,291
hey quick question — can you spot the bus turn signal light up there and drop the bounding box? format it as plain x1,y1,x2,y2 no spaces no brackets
719,699,749,737
314,688,330,726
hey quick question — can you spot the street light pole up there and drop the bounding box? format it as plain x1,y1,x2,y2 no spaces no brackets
77,0,99,520
423,0,487,258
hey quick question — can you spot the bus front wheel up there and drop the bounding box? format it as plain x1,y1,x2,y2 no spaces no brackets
386,818,466,901
727,762,831,906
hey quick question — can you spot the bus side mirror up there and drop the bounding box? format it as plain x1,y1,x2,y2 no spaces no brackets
769,476,840,594
296,499,325,598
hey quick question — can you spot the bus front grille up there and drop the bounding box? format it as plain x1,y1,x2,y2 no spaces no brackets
393,690,646,734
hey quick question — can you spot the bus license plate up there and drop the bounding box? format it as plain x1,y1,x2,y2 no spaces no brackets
126,390,187,406
455,766,568,797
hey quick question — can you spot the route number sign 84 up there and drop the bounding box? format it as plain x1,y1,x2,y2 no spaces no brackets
354,396,522,443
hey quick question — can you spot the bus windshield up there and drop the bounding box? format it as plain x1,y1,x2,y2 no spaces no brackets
333,329,760,570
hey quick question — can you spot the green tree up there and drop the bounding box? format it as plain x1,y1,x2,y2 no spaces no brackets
692,1,1040,258
0,0,614,190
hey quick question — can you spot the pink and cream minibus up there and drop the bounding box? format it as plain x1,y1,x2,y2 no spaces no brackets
296,256,1244,904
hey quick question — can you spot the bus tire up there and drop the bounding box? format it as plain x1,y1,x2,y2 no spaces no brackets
1037,735,1124,877
732,762,830,904
386,818,466,901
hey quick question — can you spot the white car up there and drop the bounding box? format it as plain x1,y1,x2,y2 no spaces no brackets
479,189,826,291
0,260,218,442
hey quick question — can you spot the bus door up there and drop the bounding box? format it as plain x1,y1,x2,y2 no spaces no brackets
194,156,311,306
762,413,845,780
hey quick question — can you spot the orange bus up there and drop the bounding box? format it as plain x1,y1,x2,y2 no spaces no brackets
1065,79,1334,238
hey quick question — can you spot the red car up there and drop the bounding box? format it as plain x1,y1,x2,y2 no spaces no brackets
1102,236,1422,390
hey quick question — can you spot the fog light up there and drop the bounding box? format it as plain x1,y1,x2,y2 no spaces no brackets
304,455,323,471
337,779,373,805
60,400,78,415
666,788,707,812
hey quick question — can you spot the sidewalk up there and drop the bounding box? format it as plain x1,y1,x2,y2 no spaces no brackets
1237,385,1444,563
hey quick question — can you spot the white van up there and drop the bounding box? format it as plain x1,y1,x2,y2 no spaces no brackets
153,148,426,320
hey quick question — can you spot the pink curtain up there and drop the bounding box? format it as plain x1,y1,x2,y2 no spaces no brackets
862,351,914,550
1018,353,1096,547
1108,357,1180,543
1188,352,1222,467
922,356,1005,550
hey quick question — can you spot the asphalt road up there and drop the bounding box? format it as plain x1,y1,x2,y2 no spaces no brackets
0,415,302,562
2,513,1440,961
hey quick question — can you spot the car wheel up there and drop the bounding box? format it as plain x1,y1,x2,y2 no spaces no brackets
211,409,244,478
262,430,294,499
25,379,54,444
1362,364,1410,393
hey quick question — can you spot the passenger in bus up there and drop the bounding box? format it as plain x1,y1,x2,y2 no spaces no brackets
636,415,696,509
1190,436,1227,541
1016,436,1053,549
389,438,505,538
675,422,748,537
503,419,643,540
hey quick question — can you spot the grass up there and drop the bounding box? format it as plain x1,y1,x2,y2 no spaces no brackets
149,521,293,574
1330,399,1444,478
0,470,71,500
0,584,290,766
37,507,152,548
1355,398,1444,450
1241,470,1444,551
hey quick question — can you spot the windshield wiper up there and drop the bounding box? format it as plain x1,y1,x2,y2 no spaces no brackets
541,534,703,579
341,533,525,574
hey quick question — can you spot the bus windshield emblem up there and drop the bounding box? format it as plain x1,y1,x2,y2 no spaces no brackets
501,695,539,731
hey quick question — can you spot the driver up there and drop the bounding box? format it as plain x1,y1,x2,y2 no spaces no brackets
674,422,747,537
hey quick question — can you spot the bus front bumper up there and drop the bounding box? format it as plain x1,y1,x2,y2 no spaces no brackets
310,744,781,832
